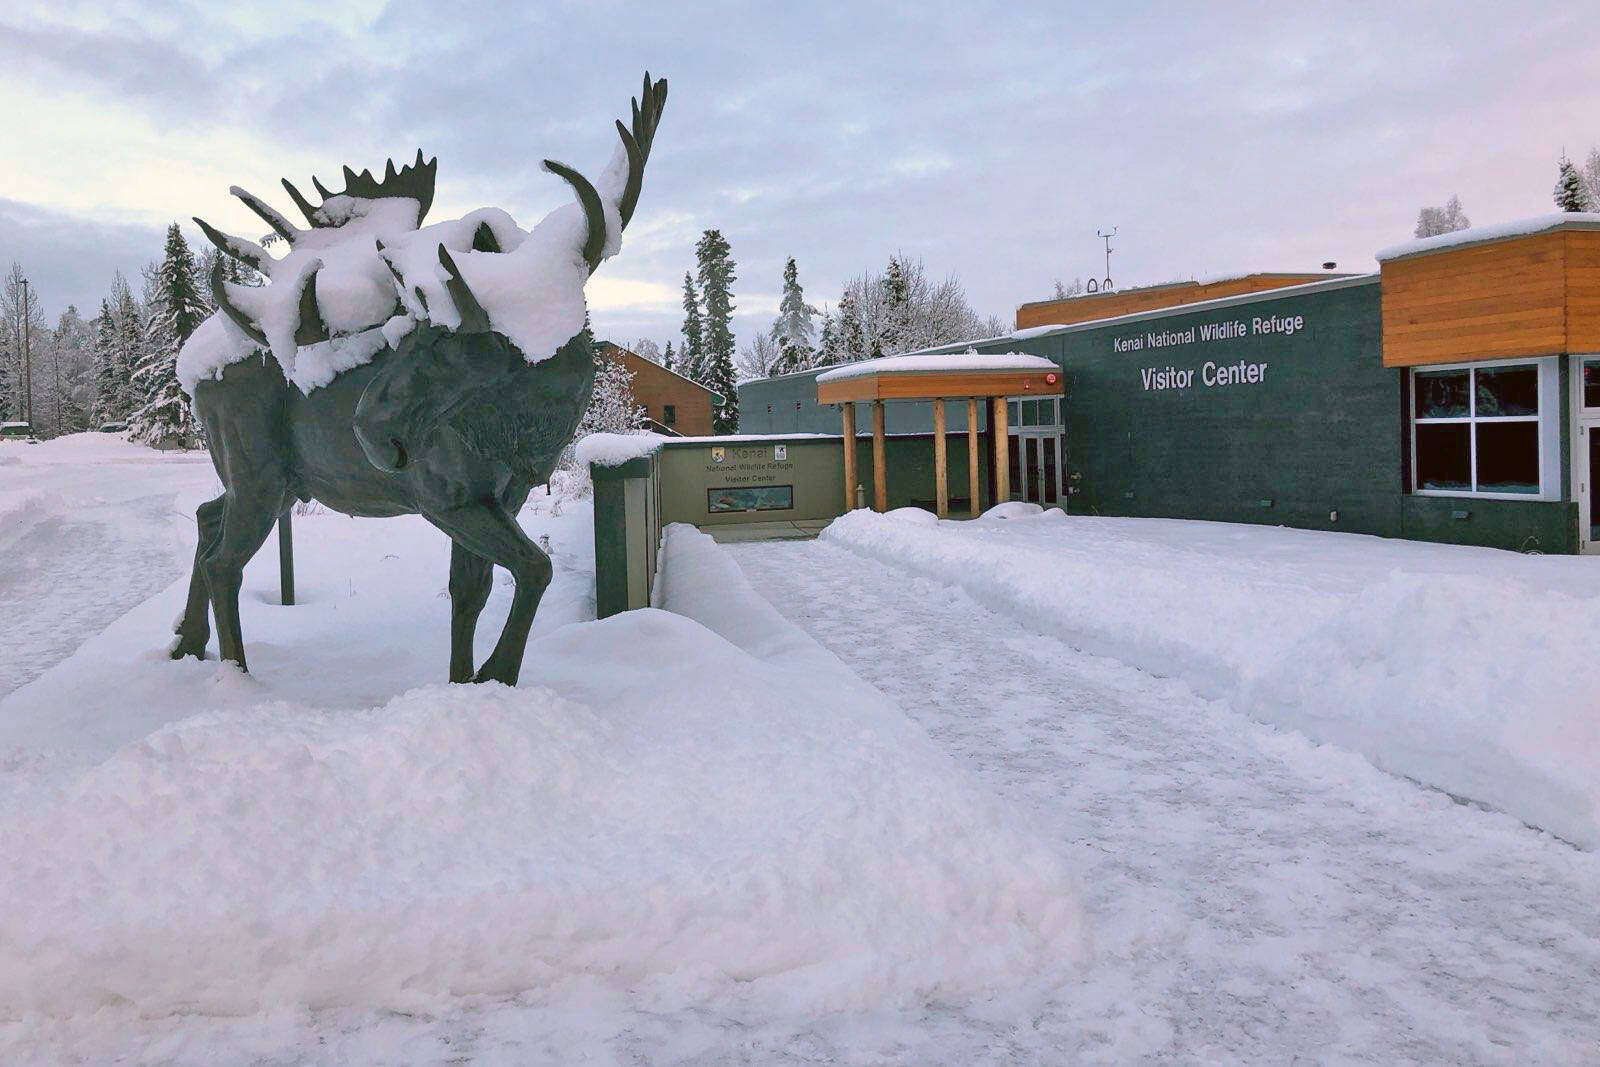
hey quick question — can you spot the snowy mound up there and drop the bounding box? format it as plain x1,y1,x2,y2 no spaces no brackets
0,528,1085,1019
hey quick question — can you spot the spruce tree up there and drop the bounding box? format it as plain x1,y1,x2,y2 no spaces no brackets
773,256,817,373
110,273,144,420
128,224,204,445
1554,153,1592,212
92,300,120,426
812,310,839,368
663,340,676,376
680,272,704,382
877,255,911,356
695,229,739,433
835,288,866,363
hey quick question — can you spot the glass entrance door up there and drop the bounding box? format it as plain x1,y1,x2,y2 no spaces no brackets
1006,395,1064,507
1581,421,1600,554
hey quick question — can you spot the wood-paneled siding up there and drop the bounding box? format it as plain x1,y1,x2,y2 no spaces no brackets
1014,274,1338,331
1380,227,1600,367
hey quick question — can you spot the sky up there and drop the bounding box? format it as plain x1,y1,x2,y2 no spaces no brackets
2,1,1597,355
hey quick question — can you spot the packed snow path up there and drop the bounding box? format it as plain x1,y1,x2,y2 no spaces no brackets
731,537,1600,1063
0,438,216,700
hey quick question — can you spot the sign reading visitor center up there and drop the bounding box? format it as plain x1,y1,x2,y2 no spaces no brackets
1117,312,1305,393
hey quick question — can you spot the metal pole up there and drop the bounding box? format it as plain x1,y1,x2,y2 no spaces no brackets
278,509,295,606
20,279,32,429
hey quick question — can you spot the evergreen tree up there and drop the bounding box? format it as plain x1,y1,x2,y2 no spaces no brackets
695,229,739,433
581,346,648,436
128,224,204,445
877,254,911,355
680,272,704,382
772,256,817,372
92,299,121,425
663,340,676,375
46,305,96,435
1554,153,1592,213
812,310,840,368
835,288,866,363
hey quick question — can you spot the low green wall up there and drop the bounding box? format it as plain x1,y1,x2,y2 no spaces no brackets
659,433,996,527
590,446,663,619
1398,496,1577,555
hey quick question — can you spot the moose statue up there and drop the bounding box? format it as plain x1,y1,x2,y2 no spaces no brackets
171,74,667,686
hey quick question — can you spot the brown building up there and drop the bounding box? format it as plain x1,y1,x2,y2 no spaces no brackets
1014,272,1348,331
594,341,723,436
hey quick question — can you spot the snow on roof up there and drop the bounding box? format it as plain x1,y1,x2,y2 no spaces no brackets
814,352,1057,383
575,431,665,468
1377,212,1600,262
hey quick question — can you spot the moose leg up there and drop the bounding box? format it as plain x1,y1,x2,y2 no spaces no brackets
447,541,493,683
171,494,226,660
202,492,284,672
425,503,551,686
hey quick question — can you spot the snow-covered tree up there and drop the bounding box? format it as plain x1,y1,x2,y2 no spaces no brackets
834,288,867,363
772,256,817,372
110,272,145,421
43,305,96,435
663,340,676,375
736,330,783,380
1583,148,1600,215
1414,195,1471,238
1053,277,1086,299
679,271,704,382
812,309,840,368
877,255,911,356
695,229,739,433
580,348,648,436
92,300,122,425
128,224,204,445
1,263,48,425
631,337,663,365
830,255,997,362
1554,154,1593,213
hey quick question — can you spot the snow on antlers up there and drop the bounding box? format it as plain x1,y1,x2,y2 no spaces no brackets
179,74,668,396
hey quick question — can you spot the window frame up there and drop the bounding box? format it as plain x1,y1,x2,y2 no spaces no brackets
1579,356,1600,415
1410,357,1554,500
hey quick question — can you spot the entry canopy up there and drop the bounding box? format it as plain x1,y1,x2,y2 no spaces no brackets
816,352,1062,404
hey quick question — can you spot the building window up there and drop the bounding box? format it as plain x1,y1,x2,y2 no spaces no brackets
1411,360,1547,497
1582,357,1600,411
664,404,677,426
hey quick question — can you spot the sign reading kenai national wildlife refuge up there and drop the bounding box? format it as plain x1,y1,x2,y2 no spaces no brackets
1118,313,1306,393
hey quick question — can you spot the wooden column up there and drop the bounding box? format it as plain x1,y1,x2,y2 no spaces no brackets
966,398,980,517
932,398,948,518
871,400,887,512
840,402,857,511
992,395,1010,503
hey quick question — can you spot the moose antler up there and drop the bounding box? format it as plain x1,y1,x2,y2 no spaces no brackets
279,151,439,229
208,260,267,345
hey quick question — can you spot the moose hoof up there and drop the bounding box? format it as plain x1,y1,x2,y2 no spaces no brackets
170,635,208,661
471,660,520,686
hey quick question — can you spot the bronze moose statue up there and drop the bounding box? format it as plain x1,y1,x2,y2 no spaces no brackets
172,74,666,685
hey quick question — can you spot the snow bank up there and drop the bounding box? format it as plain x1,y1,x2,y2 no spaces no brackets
1377,212,1600,261
0,511,1085,1021
822,510,1600,848
574,431,664,468
815,352,1058,382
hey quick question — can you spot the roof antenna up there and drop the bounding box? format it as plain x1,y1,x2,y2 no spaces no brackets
1096,227,1117,291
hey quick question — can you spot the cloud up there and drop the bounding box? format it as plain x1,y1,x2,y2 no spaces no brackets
2,0,1597,355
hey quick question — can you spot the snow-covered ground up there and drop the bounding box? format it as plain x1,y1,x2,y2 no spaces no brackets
0,434,217,700
5,438,1599,1063
825,505,1600,849
732,526,1600,1062
0,436,1082,1063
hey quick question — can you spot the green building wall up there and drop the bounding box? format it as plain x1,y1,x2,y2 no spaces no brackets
738,275,1580,553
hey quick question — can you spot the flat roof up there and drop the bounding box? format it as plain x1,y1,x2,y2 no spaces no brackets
816,352,1062,404
1376,212,1600,262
